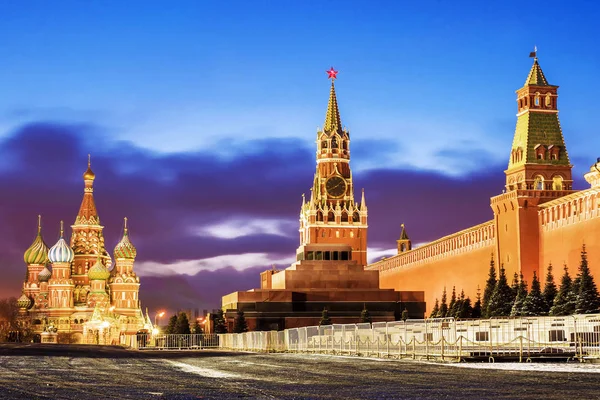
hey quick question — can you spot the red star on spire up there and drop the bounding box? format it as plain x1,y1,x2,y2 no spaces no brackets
326,67,338,80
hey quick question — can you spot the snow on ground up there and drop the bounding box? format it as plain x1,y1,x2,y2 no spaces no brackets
164,360,242,378
444,361,600,373
297,353,600,373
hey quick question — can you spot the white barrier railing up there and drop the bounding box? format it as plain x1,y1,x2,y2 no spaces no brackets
123,333,220,350
218,314,600,362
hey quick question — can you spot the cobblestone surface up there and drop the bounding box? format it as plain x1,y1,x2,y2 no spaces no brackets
0,344,598,399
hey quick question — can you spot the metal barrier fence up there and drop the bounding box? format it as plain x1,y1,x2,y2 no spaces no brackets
219,314,600,362
123,333,220,350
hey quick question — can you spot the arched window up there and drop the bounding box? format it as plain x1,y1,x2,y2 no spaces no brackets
321,140,328,149
353,212,360,222
545,93,552,107
331,136,338,149
535,93,540,106
552,175,564,190
534,175,544,190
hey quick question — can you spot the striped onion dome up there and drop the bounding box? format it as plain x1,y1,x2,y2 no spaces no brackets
23,216,49,265
113,217,137,259
88,257,110,281
17,293,33,310
38,266,52,282
48,221,74,264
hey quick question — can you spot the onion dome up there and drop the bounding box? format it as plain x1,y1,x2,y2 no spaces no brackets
24,215,50,265
17,293,33,310
48,221,74,264
83,154,95,181
113,217,137,259
38,266,52,282
88,256,110,281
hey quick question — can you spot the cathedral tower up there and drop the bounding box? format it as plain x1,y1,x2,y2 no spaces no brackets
23,215,49,302
108,218,140,316
396,224,412,254
48,221,75,309
491,52,575,283
299,68,368,266
70,156,109,306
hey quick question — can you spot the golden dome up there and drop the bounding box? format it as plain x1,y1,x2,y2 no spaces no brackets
83,154,95,181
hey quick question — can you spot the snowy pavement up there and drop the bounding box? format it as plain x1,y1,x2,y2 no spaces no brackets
0,344,598,399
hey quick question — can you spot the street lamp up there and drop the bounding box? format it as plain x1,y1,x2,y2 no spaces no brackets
154,311,165,328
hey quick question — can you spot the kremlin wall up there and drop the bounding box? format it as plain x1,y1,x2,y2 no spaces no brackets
367,56,600,314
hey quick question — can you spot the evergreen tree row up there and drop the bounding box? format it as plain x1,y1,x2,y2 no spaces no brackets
430,245,600,318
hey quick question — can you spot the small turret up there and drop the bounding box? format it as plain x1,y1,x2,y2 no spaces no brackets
88,256,110,281
24,215,49,265
113,217,137,260
17,293,33,310
397,224,412,254
48,221,74,264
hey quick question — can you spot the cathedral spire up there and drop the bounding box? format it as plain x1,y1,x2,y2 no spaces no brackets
75,155,100,225
323,67,342,135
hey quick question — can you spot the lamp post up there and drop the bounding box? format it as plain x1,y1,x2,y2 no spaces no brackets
154,311,165,329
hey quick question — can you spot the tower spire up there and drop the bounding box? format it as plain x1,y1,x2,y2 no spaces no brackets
37,214,42,235
75,155,100,225
323,67,342,135
505,53,572,191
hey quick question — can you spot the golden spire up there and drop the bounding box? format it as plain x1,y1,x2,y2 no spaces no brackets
525,50,549,86
323,67,343,135
124,217,128,235
75,154,100,225
399,223,409,240
37,214,42,234
60,220,64,237
83,154,96,181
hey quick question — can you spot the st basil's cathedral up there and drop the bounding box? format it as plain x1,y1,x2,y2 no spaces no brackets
17,158,150,343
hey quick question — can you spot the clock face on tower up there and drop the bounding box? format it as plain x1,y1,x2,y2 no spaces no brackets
326,176,347,198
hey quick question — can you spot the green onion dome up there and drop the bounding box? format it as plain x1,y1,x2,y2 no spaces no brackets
24,216,49,265
113,217,137,259
88,257,110,281
17,293,33,310
38,266,52,282
48,221,74,264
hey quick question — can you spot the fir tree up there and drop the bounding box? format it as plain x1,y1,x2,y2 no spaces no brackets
192,320,203,334
487,264,513,317
510,272,519,303
319,308,332,326
439,287,448,318
575,245,600,314
543,263,558,313
233,310,249,333
401,308,409,321
522,272,547,316
510,272,528,317
430,299,440,318
174,312,191,334
448,286,457,318
165,314,177,334
456,290,472,318
482,255,497,317
550,265,575,316
213,309,228,334
359,305,372,324
471,287,482,319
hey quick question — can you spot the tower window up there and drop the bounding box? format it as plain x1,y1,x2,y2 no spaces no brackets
537,154,543,160
534,175,544,190
545,93,552,107
552,176,564,191
321,140,328,148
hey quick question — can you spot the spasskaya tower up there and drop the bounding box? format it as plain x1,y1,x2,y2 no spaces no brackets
298,68,368,266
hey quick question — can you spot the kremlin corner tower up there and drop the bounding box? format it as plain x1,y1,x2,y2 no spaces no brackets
18,158,149,343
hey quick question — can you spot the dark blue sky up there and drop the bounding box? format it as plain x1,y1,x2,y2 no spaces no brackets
1,1,599,310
